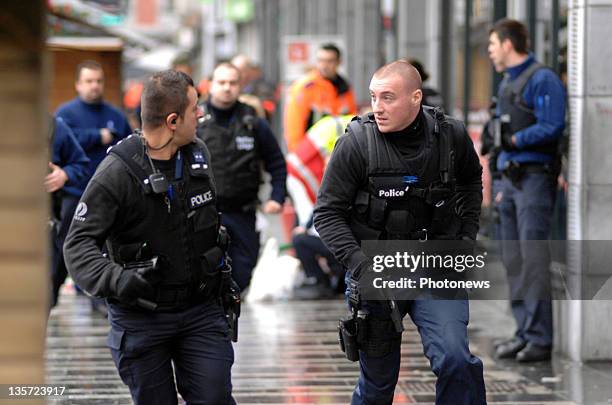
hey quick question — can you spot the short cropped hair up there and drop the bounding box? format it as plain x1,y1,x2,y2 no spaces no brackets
141,70,194,130
373,59,422,90
75,60,103,81
490,18,529,54
319,43,341,60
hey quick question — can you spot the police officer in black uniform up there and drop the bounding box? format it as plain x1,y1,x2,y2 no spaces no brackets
198,62,286,291
314,60,487,404
64,70,238,405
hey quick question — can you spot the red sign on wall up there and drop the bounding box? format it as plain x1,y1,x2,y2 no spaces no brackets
288,43,309,63
136,0,157,25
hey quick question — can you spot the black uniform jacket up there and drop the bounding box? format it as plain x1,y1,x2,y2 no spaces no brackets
313,114,482,272
64,137,217,299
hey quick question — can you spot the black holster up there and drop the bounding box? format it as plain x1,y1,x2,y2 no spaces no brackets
503,161,525,189
338,317,360,362
197,246,224,298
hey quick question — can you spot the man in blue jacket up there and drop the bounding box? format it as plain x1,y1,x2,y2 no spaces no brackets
55,60,131,312
47,116,90,307
56,60,131,189
488,19,566,362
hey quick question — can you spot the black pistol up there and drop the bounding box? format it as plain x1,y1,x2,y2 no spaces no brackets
338,276,362,362
123,257,159,311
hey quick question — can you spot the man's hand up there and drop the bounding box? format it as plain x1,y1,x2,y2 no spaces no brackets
45,162,68,193
292,226,306,235
501,131,516,151
116,269,155,301
558,174,568,193
263,200,282,214
100,128,114,145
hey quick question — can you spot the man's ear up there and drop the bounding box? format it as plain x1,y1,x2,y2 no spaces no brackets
502,38,513,53
166,113,178,129
413,89,423,106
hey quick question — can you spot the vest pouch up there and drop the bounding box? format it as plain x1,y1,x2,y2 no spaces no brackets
425,184,453,205
350,190,386,240
189,185,219,250
368,195,387,228
385,209,416,235
429,194,461,239
197,246,223,298
353,190,386,229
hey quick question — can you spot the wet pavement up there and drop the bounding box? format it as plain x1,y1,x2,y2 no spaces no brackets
45,290,612,404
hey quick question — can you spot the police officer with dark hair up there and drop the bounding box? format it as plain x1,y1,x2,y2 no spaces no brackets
198,62,286,291
64,70,238,405
314,60,486,404
488,18,565,362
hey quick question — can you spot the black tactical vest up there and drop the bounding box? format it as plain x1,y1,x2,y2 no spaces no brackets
197,102,261,211
499,61,558,156
106,135,220,309
348,107,461,241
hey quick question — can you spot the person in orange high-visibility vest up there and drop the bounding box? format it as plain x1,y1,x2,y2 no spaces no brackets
284,43,357,152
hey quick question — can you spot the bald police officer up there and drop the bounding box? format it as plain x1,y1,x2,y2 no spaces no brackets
314,60,487,404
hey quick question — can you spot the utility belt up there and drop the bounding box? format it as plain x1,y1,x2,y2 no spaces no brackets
111,261,222,313
114,240,231,312
502,161,553,189
148,283,215,312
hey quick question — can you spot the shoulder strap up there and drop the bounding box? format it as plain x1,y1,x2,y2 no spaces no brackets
424,107,455,186
348,113,378,174
235,102,257,132
509,62,545,112
108,134,154,194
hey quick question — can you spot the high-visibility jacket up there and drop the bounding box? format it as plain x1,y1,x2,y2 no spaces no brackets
286,115,353,226
284,71,357,152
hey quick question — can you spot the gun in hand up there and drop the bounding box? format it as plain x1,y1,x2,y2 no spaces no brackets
122,257,159,311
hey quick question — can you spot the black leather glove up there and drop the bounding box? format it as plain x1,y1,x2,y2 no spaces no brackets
350,260,372,280
116,269,155,301
347,260,372,310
